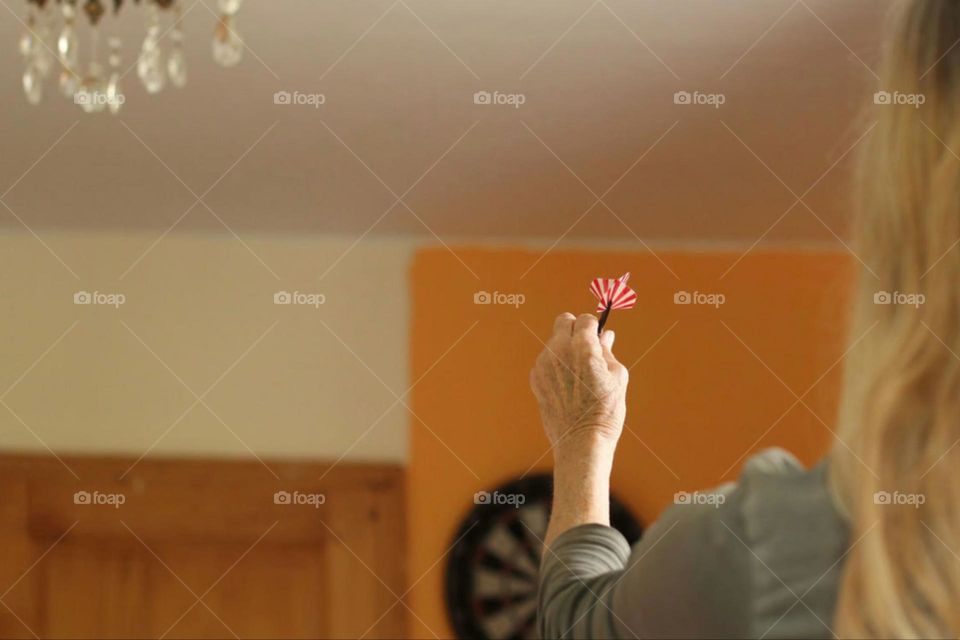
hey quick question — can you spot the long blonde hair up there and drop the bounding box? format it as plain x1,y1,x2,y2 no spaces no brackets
832,1,960,636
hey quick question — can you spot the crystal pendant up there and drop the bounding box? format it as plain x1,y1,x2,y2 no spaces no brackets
18,30,33,57
59,68,79,98
58,24,78,68
138,8,166,93
33,26,54,76
167,20,187,87
167,48,187,87
19,7,36,56
58,1,78,68
90,84,109,114
22,60,43,105
137,34,165,93
77,62,108,113
212,15,243,67
75,82,94,113
107,36,122,68
104,36,123,113
218,0,242,15
107,72,123,115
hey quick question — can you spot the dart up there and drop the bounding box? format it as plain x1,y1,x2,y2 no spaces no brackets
589,272,637,335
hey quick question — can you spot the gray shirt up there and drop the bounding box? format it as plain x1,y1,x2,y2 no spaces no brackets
537,448,849,639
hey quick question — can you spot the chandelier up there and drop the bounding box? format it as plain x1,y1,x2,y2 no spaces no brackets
19,0,245,114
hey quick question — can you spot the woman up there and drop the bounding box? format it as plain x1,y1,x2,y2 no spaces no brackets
530,2,960,637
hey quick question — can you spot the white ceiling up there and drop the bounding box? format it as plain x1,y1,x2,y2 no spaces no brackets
0,0,891,242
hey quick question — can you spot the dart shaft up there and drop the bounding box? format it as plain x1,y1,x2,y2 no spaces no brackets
597,304,612,335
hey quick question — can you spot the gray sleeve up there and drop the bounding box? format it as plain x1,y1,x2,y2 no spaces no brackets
537,484,753,639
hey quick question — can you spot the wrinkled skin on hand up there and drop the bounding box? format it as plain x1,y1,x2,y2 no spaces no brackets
529,312,629,449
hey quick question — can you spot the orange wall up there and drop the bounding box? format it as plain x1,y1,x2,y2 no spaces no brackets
408,246,853,638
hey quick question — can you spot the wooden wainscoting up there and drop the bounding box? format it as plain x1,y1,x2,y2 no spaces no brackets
0,455,406,639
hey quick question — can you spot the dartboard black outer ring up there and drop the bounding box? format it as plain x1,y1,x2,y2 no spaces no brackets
444,473,643,640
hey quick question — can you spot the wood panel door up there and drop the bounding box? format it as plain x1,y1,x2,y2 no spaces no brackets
0,455,406,639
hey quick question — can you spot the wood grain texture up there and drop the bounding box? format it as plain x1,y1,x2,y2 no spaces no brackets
0,455,406,639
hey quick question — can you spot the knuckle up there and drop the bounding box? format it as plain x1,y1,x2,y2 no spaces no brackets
572,331,590,344
572,334,597,351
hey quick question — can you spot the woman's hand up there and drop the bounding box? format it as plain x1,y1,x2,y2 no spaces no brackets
529,312,629,453
531,312,630,545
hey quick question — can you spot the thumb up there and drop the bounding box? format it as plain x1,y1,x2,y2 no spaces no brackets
600,330,621,371
600,329,616,352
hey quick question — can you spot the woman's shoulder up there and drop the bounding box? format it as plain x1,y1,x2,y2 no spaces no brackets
653,447,846,586
722,447,845,546
728,447,848,637
734,447,840,524
606,448,845,639
663,447,833,534
741,446,808,477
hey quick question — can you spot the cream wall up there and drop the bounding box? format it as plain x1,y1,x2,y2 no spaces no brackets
0,230,413,462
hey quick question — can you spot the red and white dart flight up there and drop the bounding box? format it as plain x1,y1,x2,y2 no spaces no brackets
589,272,636,334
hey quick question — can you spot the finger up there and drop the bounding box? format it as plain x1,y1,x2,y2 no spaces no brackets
572,314,602,358
573,313,599,338
553,312,576,337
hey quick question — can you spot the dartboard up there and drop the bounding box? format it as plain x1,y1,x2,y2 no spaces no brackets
444,474,643,640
